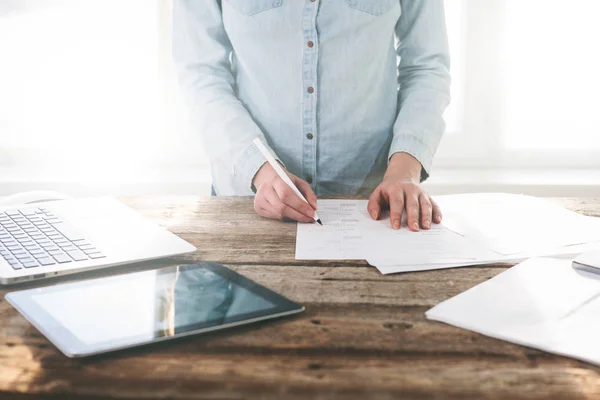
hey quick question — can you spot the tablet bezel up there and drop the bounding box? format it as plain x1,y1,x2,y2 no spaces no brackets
5,262,304,358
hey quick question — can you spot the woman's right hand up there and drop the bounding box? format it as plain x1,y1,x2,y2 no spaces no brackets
252,163,318,223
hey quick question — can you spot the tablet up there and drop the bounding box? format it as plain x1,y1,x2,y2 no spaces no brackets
6,262,304,358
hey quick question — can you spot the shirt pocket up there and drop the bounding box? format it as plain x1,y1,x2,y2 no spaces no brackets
228,0,283,16
346,0,396,16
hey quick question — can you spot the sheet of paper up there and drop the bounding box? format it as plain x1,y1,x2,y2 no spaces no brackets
295,200,369,260
370,242,600,275
426,258,600,367
295,199,495,262
373,260,513,275
437,193,600,255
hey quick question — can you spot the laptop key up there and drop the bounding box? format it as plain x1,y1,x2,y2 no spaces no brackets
33,252,50,259
15,253,33,260
61,245,78,252
10,262,23,270
19,208,38,216
48,249,64,256
82,247,100,254
52,254,72,264
66,250,88,261
88,252,106,259
37,257,56,266
23,260,40,268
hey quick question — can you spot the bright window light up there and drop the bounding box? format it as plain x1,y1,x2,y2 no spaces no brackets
500,0,600,150
0,0,163,165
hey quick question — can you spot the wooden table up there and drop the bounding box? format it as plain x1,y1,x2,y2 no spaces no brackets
1,196,600,400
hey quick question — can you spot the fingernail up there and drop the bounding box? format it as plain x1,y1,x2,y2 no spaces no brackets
424,220,431,229
371,210,377,220
412,222,419,231
435,216,442,223
393,220,400,229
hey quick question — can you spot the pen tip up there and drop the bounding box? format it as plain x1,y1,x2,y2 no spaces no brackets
317,219,323,226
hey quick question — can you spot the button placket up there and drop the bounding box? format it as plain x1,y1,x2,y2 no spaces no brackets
301,0,319,189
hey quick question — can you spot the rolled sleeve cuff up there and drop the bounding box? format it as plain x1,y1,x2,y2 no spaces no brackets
232,139,284,194
388,133,435,182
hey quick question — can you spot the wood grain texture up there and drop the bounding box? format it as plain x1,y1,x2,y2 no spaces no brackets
1,196,599,400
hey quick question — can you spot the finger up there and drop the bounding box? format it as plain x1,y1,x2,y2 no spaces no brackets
273,180,315,219
405,188,421,232
259,206,279,220
419,192,433,229
293,176,318,210
388,186,405,230
254,186,274,219
367,186,383,220
430,196,443,224
255,205,277,220
264,186,314,223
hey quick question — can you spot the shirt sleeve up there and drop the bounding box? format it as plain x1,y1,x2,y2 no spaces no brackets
172,0,279,195
390,0,451,181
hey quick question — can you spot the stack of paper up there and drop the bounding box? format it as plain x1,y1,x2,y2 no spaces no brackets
426,258,600,367
295,194,600,274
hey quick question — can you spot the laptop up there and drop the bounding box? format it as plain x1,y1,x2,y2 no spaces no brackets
0,197,196,284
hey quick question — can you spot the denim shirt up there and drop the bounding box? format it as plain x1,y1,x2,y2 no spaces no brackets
173,0,450,196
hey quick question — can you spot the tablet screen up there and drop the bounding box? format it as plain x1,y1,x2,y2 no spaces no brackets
29,264,280,346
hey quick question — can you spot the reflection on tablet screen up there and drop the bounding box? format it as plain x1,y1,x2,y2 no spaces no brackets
32,264,277,346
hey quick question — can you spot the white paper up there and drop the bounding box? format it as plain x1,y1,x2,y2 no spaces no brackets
295,199,494,262
295,200,369,260
437,193,600,255
426,258,600,367
370,242,600,275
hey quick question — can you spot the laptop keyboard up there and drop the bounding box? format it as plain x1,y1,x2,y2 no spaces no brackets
0,206,105,270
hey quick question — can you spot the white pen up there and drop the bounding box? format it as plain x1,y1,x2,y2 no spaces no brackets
253,138,322,225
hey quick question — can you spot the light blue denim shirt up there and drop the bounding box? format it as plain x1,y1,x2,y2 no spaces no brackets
173,0,450,196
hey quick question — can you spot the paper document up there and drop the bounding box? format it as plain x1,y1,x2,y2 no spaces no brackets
426,258,600,367
295,200,493,262
370,241,600,275
295,200,367,260
437,193,600,255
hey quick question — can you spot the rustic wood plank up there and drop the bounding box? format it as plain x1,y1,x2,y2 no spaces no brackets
114,196,600,265
0,350,599,400
0,265,595,364
0,196,599,399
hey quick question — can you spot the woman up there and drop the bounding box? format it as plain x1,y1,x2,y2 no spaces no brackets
173,0,450,231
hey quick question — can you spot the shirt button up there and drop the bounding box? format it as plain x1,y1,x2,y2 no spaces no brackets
307,41,314,48
307,87,314,94
306,177,313,184
306,133,314,140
